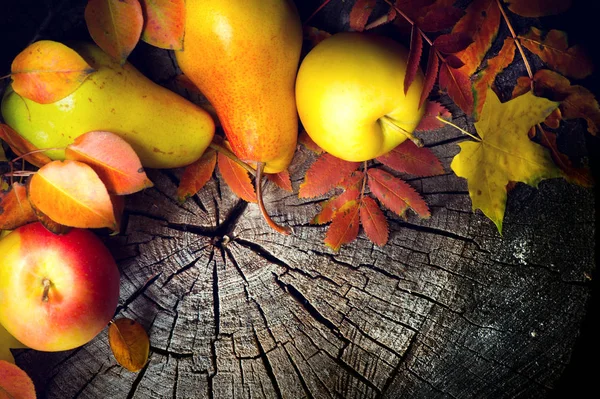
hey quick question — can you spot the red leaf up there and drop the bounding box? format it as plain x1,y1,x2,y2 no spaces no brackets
349,0,377,32
415,101,452,131
85,0,144,64
140,0,185,50
444,54,465,69
376,141,444,177
217,152,256,203
360,196,389,246
339,170,365,190
0,183,37,230
312,188,360,225
177,148,217,202
299,153,360,198
417,6,464,32
368,168,430,218
452,0,501,76
267,169,293,192
504,0,572,17
365,8,397,30
298,130,324,154
438,62,474,116
419,46,439,108
0,360,36,399
0,124,52,168
392,0,436,21
324,200,360,252
405,25,424,95
433,32,474,54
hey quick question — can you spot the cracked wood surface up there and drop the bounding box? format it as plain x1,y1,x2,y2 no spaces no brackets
1,0,598,398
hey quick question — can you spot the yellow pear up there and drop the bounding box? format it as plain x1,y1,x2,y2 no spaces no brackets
296,32,426,162
176,0,303,234
1,42,215,169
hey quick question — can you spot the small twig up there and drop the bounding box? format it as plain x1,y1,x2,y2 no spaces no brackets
496,0,534,82
10,146,64,164
2,170,36,177
304,0,333,25
0,74,10,80
436,116,482,141
359,161,368,202
208,142,256,176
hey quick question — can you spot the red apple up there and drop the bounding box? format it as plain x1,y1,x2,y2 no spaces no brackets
0,222,120,351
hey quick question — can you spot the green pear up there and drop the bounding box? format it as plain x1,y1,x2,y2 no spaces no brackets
1,42,215,169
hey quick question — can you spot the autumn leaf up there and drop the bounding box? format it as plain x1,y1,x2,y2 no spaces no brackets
450,89,560,233
324,200,360,252
312,188,360,225
415,101,452,131
140,0,185,50
299,153,360,198
392,0,436,21
419,46,439,108
10,40,95,104
0,324,27,364
360,196,389,247
472,37,516,119
298,130,324,154
452,0,501,76
28,160,117,229
217,152,256,203
503,0,572,17
404,25,423,95
108,318,150,372
177,148,217,202
30,201,72,235
85,0,144,64
267,170,293,192
0,183,37,230
0,124,52,168
416,6,464,32
339,170,365,190
349,0,377,32
433,32,474,54
65,131,153,195
0,360,36,399
376,141,444,177
438,62,474,115
368,168,430,218
519,27,593,80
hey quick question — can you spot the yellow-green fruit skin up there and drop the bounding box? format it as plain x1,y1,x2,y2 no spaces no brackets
175,0,302,174
295,32,426,162
1,43,215,169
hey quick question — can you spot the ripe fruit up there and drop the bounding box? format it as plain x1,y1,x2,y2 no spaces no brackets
1,42,215,169
175,0,302,234
0,222,120,352
295,32,426,162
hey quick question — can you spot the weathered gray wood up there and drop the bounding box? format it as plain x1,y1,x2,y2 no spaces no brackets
1,1,598,398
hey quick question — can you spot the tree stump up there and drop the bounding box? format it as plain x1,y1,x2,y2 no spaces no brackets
1,1,598,398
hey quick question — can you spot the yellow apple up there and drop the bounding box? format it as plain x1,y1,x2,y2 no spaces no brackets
295,32,426,162
0,222,120,352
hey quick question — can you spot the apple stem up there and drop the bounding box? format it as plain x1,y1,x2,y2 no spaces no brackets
255,162,292,236
42,278,51,303
380,116,424,147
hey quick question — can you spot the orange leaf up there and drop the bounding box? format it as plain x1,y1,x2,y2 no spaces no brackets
298,130,324,154
299,153,360,198
10,40,95,104
368,168,430,218
417,6,464,32
217,152,256,203
472,37,516,119
433,32,474,54
0,360,36,399
108,318,150,372
419,46,440,108
0,124,52,168
267,169,293,192
312,188,360,225
349,0,377,32
65,131,153,195
452,0,501,76
360,196,389,247
28,160,117,229
29,200,72,235
519,27,593,80
85,0,144,64
376,141,444,177
438,62,474,116
0,183,37,230
415,101,452,131
504,0,572,17
404,25,423,95
177,148,217,202
324,200,360,252
339,170,365,190
140,0,185,50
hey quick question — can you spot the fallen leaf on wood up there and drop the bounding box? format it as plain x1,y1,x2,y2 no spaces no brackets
177,148,217,202
324,200,360,252
108,318,150,372
376,141,444,177
299,153,359,198
360,196,389,247
368,168,430,218
217,152,256,203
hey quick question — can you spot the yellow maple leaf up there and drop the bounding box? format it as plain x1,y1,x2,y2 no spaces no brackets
451,89,561,233
1,322,27,364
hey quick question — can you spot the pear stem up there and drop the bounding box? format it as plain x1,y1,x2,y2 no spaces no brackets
209,142,256,176
42,278,51,303
435,116,482,142
255,162,292,235
380,116,424,147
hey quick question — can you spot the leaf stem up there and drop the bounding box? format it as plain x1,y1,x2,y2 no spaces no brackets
0,74,10,80
304,0,333,25
10,146,64,164
208,142,256,176
495,0,534,81
359,161,368,202
255,162,292,235
435,116,482,141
